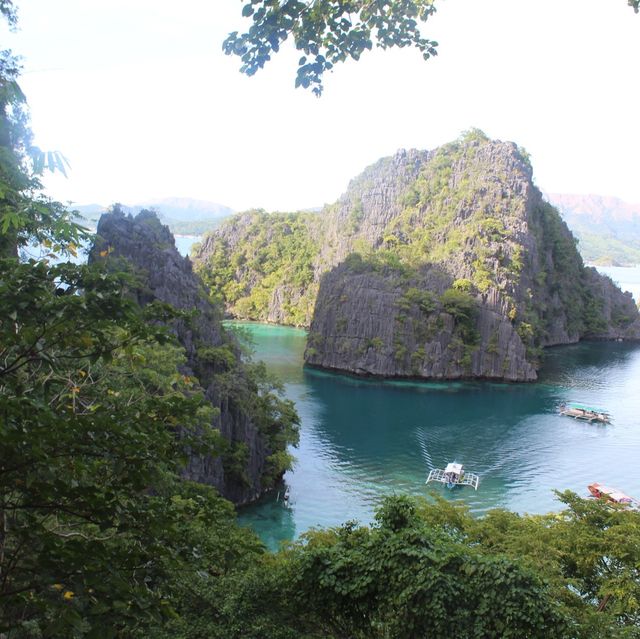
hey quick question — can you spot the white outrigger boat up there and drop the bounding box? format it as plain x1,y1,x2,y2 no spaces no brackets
426,462,479,490
559,402,611,424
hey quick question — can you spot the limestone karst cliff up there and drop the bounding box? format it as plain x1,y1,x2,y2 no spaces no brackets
91,209,298,504
193,130,640,381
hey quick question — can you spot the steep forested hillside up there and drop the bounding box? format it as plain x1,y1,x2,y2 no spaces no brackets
195,209,321,326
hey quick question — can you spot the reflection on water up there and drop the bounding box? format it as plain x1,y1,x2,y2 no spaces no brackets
234,322,640,550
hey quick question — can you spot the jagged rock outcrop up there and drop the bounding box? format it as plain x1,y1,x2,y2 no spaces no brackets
194,130,640,381
581,267,640,339
90,209,296,504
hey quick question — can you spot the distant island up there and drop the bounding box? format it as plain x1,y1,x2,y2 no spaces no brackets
192,130,640,382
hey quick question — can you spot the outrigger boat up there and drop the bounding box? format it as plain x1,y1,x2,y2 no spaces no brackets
559,402,611,423
588,483,637,507
426,462,479,490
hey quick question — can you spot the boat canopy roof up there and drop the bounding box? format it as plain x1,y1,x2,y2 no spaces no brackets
567,402,609,414
445,462,463,475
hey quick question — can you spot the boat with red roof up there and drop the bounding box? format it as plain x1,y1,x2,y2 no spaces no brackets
588,483,636,506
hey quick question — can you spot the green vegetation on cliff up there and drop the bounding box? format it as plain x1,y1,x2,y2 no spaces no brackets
383,129,526,293
196,210,320,326
195,130,535,325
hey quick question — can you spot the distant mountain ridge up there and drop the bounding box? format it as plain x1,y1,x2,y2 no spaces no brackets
547,193,640,223
73,197,234,235
546,193,640,265
135,197,234,222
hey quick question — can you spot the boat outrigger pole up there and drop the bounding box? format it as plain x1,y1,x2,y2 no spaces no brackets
426,462,479,490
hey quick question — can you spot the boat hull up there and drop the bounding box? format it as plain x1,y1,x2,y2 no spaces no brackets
560,407,610,423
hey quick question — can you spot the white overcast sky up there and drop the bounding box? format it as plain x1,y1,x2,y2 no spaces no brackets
3,0,639,211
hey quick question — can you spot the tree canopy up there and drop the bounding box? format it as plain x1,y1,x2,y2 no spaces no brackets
156,493,640,639
0,53,246,633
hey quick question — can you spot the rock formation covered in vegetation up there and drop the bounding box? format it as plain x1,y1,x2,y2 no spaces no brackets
194,131,640,381
92,209,298,503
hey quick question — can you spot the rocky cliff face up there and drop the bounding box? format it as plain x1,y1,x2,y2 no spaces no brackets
306,261,538,381
313,149,430,267
194,131,640,382
91,209,297,504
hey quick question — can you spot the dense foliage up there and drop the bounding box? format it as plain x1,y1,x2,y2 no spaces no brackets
146,493,640,639
195,210,320,326
0,7,281,634
0,75,253,639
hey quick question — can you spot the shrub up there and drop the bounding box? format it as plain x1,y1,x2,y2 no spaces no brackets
440,288,477,323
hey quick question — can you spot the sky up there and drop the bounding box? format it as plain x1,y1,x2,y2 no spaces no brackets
2,0,640,212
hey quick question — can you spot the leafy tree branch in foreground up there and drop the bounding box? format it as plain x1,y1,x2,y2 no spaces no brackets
224,0,438,95
225,0,640,95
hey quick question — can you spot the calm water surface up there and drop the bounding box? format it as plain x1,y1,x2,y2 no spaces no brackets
234,319,640,550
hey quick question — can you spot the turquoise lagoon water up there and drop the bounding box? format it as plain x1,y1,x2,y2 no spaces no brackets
235,321,640,550
44,232,639,549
